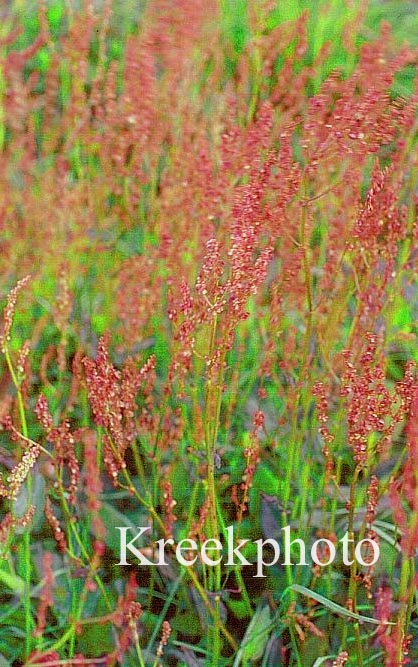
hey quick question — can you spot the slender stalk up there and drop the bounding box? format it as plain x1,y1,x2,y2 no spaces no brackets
396,556,413,666
341,465,363,664
5,347,35,658
283,174,314,510
203,313,224,667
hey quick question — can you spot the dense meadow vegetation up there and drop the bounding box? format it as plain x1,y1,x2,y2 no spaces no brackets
1,0,418,665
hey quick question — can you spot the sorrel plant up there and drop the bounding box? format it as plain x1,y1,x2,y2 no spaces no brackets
0,1,418,666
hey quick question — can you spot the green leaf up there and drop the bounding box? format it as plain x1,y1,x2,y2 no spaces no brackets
0,566,25,596
252,463,279,496
94,502,146,553
47,2,64,30
91,313,109,336
289,584,394,625
169,611,200,637
233,605,272,666
392,296,412,330
312,658,333,667
371,524,401,551
228,599,250,620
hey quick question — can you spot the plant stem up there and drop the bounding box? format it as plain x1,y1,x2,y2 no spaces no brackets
204,313,224,667
5,347,34,658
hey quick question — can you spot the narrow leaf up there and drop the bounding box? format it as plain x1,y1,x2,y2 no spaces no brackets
0,566,25,595
233,605,272,666
312,658,333,667
290,584,394,625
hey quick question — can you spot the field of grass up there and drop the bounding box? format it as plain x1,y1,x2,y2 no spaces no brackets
0,1,418,666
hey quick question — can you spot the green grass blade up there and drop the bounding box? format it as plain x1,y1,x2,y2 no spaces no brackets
0,566,25,596
289,584,394,625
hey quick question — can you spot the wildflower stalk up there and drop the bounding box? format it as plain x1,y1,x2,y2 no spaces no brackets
341,464,364,666
203,312,224,667
4,346,35,658
283,173,313,510
395,551,415,665
51,458,112,616
186,566,237,651
4,348,28,438
215,494,253,617
279,174,317,605
146,409,177,614
104,431,166,533
134,633,146,667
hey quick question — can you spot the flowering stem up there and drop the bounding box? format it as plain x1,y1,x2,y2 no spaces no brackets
56,481,112,611
283,174,313,510
4,346,35,658
342,465,364,665
186,566,237,651
204,313,224,667
105,433,166,534
396,555,414,665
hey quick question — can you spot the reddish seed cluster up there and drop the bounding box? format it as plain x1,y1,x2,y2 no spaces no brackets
66,350,85,415
112,572,141,664
156,620,172,660
83,335,156,485
14,504,35,529
137,355,158,435
332,651,349,667
34,394,53,432
0,505,35,549
34,551,54,638
126,601,143,626
225,157,275,328
16,340,31,380
237,429,261,522
0,438,41,501
196,239,226,305
49,422,79,504
53,264,73,332
389,387,418,557
189,496,210,545
117,254,160,348
53,264,73,374
378,623,411,667
339,334,403,467
83,334,126,433
293,613,325,641
0,276,31,353
45,497,67,553
35,394,80,505
161,478,177,540
0,512,14,547
0,3,417,665
112,572,139,627
375,582,393,637
253,410,265,429
313,381,335,478
26,651,61,667
358,528,379,599
79,427,106,542
158,406,184,451
366,475,379,525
